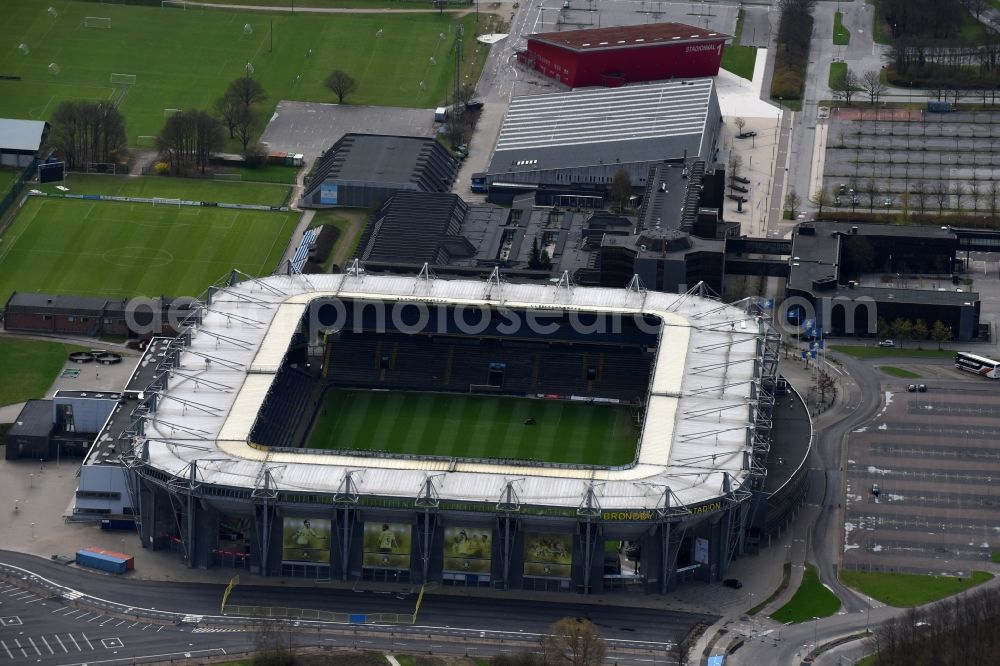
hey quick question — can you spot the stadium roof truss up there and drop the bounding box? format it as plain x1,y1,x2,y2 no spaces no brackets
127,271,777,513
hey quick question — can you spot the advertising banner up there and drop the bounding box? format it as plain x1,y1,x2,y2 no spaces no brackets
443,526,492,574
281,518,331,563
523,532,572,578
363,522,412,569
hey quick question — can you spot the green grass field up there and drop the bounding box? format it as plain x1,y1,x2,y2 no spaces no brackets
0,197,298,302
829,61,846,88
0,338,87,406
0,1,485,143
721,9,757,81
308,390,638,466
37,174,291,206
770,563,842,623
833,11,851,45
840,570,992,607
830,345,954,359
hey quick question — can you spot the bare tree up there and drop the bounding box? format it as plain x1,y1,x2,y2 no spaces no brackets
811,188,831,215
228,75,267,110
968,180,982,214
861,70,885,105
816,369,836,405
50,100,127,169
951,181,965,214
911,181,927,215
932,180,949,213
989,180,1000,223
734,117,747,136
863,178,877,212
830,66,858,105
784,189,801,219
324,69,358,104
249,617,294,666
543,618,606,666
610,169,633,213
727,152,744,194
232,104,258,154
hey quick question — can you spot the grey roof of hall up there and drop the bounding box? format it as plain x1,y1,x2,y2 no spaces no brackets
763,384,811,495
84,397,140,466
488,79,715,176
5,292,111,314
7,400,52,438
124,337,174,393
788,222,977,305
0,118,47,152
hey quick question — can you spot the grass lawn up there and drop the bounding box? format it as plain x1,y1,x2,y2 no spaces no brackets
771,563,842,623
829,61,846,88
878,366,921,378
833,11,851,45
830,345,955,360
0,338,87,406
749,563,792,616
36,174,291,206
308,390,639,466
0,197,298,303
721,9,757,81
1,167,21,196
0,1,488,144
309,209,364,269
840,570,992,607
214,164,301,185
993,551,1000,563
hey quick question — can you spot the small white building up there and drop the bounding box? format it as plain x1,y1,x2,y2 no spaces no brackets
0,118,48,168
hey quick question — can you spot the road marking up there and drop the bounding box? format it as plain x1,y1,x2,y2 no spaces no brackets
76,613,91,621
115,620,126,627
51,606,68,614
87,614,102,622
40,636,54,655
68,633,82,652
55,635,67,653
28,638,40,656
100,618,115,626
156,626,164,633
12,639,26,658
24,597,45,604
0,640,11,659
81,633,94,650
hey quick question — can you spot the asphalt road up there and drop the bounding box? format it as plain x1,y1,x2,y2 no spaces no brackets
0,550,713,665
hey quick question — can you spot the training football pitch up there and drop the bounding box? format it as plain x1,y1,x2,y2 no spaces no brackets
307,390,640,466
0,0,483,142
0,197,297,303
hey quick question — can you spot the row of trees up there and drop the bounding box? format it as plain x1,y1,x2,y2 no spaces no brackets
49,101,127,170
879,0,968,40
771,0,816,101
830,67,886,106
877,317,953,348
813,178,1000,218
868,583,1000,665
888,36,1000,89
156,110,224,174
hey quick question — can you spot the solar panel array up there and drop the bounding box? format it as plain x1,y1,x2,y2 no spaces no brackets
291,227,320,273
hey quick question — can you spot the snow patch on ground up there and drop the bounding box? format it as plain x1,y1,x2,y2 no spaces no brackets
887,494,905,502
877,423,888,430
844,522,857,534
848,459,856,464
844,543,860,552
867,466,891,475
872,544,883,552
877,391,894,417
854,427,867,433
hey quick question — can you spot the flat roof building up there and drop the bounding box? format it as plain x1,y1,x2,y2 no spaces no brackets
300,134,458,209
484,79,720,194
519,22,730,88
0,118,48,168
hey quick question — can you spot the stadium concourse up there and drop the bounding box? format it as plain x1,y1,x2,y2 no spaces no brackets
92,269,793,595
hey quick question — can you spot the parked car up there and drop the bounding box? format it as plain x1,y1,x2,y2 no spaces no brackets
723,578,743,589
917,384,927,392
871,483,881,497
907,384,917,392
879,339,895,347
736,131,757,139
465,99,484,111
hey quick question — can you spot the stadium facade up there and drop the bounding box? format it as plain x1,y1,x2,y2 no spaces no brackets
80,269,799,594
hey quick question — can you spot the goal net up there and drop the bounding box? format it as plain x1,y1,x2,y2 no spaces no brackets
153,198,182,207
48,63,60,75
163,108,181,117
18,43,29,55
85,16,112,29
110,73,136,86
161,0,187,8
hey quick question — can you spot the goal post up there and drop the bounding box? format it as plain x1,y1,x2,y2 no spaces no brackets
163,108,182,118
153,198,182,207
84,16,112,29
161,0,188,8
110,73,136,86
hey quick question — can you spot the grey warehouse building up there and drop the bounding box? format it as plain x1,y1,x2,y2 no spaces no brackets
300,134,459,209
484,79,721,196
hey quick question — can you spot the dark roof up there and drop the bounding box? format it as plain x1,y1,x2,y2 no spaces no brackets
0,118,48,152
302,134,457,198
7,400,53,438
529,22,730,52
357,192,474,265
5,292,108,315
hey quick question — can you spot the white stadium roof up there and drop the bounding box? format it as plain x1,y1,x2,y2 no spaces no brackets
141,273,762,511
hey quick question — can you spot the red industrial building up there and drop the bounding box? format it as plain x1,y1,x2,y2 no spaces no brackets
517,22,730,88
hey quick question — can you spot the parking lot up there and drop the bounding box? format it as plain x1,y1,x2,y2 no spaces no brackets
844,373,1000,576
822,109,1000,212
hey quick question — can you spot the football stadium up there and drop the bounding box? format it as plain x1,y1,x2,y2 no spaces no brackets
89,267,793,595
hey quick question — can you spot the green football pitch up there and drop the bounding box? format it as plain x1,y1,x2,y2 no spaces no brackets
0,1,483,142
0,197,297,303
307,390,640,466
36,174,291,207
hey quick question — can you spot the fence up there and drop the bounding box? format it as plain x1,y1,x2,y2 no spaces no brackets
0,159,38,235
28,189,290,213
222,605,415,625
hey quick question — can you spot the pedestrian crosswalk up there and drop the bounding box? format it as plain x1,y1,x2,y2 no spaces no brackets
192,627,247,633
181,614,204,623
0,632,100,659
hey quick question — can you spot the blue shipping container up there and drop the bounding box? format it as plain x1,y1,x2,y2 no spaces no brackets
76,549,127,575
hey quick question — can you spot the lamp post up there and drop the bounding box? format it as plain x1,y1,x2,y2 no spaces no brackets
31,522,36,539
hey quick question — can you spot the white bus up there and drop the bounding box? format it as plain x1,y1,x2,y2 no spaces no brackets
954,352,1000,378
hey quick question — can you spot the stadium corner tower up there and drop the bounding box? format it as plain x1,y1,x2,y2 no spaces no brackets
115,270,786,595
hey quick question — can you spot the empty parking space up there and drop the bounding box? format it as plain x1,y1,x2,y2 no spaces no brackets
844,386,1000,575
